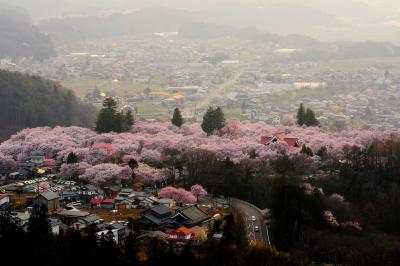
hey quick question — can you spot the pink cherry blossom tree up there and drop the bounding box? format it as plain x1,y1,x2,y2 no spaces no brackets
60,162,92,177
85,142,118,165
134,164,166,185
158,186,196,204
190,184,207,200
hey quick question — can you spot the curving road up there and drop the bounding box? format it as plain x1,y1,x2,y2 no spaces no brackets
231,198,271,247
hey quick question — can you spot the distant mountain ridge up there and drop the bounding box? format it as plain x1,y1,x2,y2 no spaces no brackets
0,4,56,60
0,70,97,140
39,7,194,44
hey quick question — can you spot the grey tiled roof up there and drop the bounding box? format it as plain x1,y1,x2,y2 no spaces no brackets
40,191,60,201
177,206,210,224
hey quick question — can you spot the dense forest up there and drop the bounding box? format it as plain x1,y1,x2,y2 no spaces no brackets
0,70,96,140
0,4,56,60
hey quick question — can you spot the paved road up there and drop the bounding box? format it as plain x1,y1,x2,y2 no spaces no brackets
184,69,243,114
231,198,271,247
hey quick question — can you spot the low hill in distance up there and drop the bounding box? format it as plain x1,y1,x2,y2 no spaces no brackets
0,4,56,60
0,70,97,140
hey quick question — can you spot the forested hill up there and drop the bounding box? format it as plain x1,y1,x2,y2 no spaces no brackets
0,4,56,60
0,70,97,140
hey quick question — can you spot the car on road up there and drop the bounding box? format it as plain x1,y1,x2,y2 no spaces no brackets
254,225,260,232
251,215,256,222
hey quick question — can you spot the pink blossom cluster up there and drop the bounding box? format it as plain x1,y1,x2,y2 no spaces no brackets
324,210,362,231
38,182,50,192
0,152,17,169
158,186,197,204
302,183,324,196
60,162,92,177
190,184,207,198
79,163,132,185
328,193,350,208
134,165,166,184
0,126,96,160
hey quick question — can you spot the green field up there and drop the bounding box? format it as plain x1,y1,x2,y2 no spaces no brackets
224,108,243,119
135,103,167,114
60,78,150,98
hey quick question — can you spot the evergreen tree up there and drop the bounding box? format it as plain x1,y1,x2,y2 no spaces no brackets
296,103,306,126
95,97,118,133
124,109,134,129
201,106,226,136
28,205,51,235
202,107,215,136
300,145,314,157
124,232,139,265
66,152,78,164
305,108,319,126
98,229,119,264
171,107,184,127
83,224,99,260
316,146,328,160
0,210,18,238
114,112,123,133
213,107,226,131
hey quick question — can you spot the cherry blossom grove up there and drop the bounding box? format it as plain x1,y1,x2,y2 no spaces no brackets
1,120,399,185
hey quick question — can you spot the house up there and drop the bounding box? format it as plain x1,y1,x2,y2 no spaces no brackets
30,155,45,165
59,190,80,203
42,158,57,172
37,191,60,214
109,222,130,243
166,226,193,242
260,132,300,149
57,210,91,225
135,205,179,231
158,198,175,207
100,199,115,209
90,198,103,208
72,214,101,230
137,195,159,209
116,198,134,209
173,205,211,228
13,212,30,227
0,194,10,209
49,218,69,235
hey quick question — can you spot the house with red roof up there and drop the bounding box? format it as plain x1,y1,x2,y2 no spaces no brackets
100,199,115,209
89,198,103,208
260,132,300,149
166,226,194,242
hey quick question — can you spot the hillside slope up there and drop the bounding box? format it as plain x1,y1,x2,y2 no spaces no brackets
0,70,96,140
